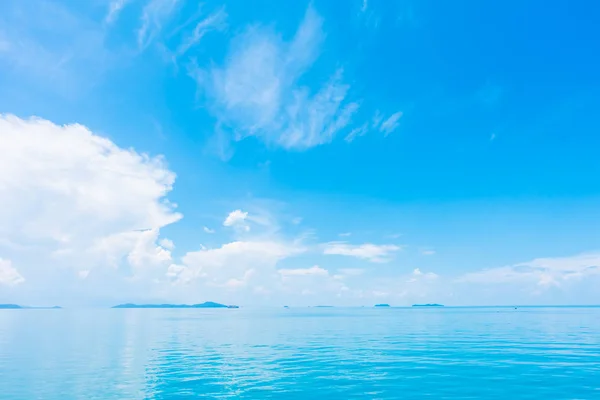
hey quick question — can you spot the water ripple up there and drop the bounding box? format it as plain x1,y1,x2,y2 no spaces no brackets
1,307,599,399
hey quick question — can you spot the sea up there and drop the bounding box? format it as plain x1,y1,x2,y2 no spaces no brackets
1,307,599,399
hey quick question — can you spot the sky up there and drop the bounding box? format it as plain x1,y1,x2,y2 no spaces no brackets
1,0,600,307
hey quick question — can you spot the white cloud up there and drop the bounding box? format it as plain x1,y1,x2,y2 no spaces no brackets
127,229,173,272
159,238,175,250
420,249,435,256
279,265,328,277
176,7,227,57
410,268,438,280
337,268,364,276
0,258,24,286
344,122,369,143
345,110,403,142
174,240,305,293
138,0,180,50
338,232,352,237
193,6,360,150
378,111,403,136
203,226,215,234
0,115,181,303
105,0,131,24
0,115,180,237
223,209,249,231
323,242,401,263
278,265,349,301
459,253,600,288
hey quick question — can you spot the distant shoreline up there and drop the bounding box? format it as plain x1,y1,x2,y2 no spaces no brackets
0,304,61,309
112,302,239,309
3,304,600,310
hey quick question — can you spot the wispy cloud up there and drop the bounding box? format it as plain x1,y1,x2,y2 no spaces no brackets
203,226,215,234
192,6,360,151
378,111,403,136
176,7,227,57
345,110,402,142
323,242,402,263
105,0,131,24
138,0,179,50
344,122,368,143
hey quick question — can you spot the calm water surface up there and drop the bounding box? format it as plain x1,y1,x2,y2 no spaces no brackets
1,307,599,399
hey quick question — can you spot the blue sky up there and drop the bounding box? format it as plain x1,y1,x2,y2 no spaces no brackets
1,0,600,306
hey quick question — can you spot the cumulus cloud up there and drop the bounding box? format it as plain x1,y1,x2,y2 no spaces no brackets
159,238,175,250
278,265,329,277
170,240,306,298
277,264,349,301
223,209,248,226
407,268,438,282
0,258,24,286
323,242,401,263
192,6,360,150
223,209,250,232
459,253,600,288
0,115,181,303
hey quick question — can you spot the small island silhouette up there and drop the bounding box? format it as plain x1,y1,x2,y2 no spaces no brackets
112,302,239,309
375,304,391,307
412,303,444,307
0,304,62,309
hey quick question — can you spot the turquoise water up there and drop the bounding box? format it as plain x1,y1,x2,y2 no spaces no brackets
1,307,599,399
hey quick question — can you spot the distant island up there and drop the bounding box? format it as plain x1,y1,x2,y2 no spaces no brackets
0,304,62,309
112,302,239,309
412,303,444,307
375,304,390,307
